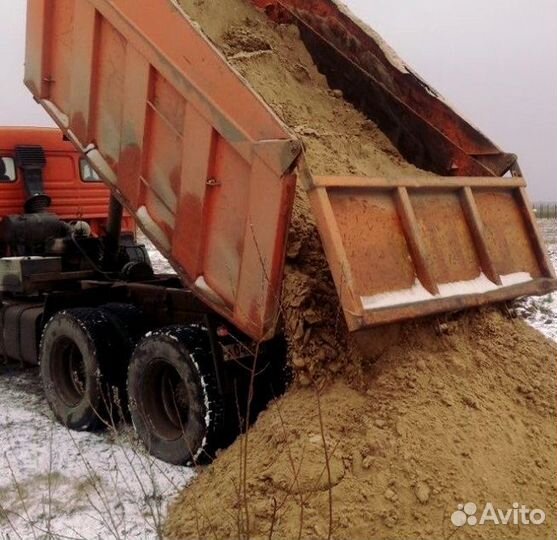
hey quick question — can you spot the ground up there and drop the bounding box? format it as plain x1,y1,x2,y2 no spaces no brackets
0,367,193,539
0,220,555,539
515,220,557,340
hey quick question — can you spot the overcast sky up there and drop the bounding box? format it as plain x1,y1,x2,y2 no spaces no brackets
0,0,555,200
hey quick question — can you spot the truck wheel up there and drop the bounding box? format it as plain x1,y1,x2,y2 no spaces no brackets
127,325,224,465
40,308,126,431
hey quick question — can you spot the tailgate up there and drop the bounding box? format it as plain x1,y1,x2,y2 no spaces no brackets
305,174,557,331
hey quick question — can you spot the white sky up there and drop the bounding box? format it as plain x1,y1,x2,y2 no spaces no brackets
0,0,555,200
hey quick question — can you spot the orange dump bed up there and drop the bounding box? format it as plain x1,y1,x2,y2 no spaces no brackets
25,0,556,340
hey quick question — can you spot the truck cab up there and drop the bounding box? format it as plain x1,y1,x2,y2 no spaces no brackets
0,126,134,238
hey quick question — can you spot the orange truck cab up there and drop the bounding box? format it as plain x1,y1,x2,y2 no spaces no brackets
0,126,134,236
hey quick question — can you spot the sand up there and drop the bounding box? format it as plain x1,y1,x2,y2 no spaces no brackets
166,310,556,539
178,0,423,178
166,1,557,538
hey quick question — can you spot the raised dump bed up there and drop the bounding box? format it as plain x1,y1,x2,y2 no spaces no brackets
25,0,557,341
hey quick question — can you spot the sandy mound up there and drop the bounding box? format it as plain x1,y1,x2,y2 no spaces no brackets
166,310,556,539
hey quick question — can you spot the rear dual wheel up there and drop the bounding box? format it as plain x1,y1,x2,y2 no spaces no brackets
39,305,143,431
41,309,224,464
127,326,224,465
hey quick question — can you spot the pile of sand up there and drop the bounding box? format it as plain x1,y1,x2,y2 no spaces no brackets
166,1,557,538
179,0,423,178
166,309,556,539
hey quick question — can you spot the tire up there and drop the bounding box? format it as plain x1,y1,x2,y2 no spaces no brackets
40,308,129,431
127,325,224,465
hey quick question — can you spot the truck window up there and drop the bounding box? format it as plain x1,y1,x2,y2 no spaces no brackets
80,158,101,182
0,157,16,182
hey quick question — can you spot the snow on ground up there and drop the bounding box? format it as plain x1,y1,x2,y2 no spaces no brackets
1,222,555,540
139,233,172,275
0,366,194,539
514,219,557,342
0,233,181,540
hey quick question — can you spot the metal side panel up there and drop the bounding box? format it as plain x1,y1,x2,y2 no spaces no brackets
307,175,557,331
24,0,302,341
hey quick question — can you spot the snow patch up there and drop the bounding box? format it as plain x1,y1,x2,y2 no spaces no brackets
515,219,557,342
194,276,226,306
361,279,432,310
86,149,118,186
137,206,171,252
437,273,499,297
41,100,70,128
0,368,194,539
501,272,534,287
190,352,212,462
361,272,534,310
438,272,532,297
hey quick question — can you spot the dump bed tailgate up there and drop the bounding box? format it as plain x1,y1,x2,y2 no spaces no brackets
304,173,556,330
255,0,557,328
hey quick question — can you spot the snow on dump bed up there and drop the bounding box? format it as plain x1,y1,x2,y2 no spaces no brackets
361,272,533,310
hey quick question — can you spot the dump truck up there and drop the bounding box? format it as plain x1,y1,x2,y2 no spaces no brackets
13,0,556,464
